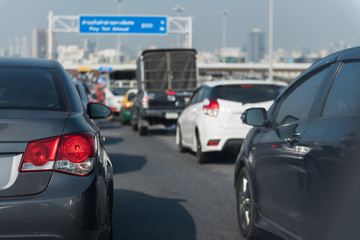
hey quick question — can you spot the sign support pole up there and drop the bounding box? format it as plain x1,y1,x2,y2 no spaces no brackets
48,11,54,59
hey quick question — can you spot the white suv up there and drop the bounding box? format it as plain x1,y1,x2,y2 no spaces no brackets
176,80,287,163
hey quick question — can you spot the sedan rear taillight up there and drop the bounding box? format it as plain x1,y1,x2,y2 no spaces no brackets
19,132,97,176
20,136,60,171
203,98,219,117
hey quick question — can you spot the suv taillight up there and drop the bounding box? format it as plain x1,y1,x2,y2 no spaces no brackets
203,98,219,117
20,132,97,176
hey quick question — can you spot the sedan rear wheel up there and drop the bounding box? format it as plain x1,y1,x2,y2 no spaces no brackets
236,168,258,239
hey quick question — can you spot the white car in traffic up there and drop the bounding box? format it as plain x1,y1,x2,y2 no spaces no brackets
176,80,287,163
105,86,131,114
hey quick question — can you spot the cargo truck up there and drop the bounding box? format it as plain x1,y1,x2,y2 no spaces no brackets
131,48,198,135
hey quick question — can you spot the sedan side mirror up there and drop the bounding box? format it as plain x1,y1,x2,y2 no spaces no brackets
87,102,112,119
241,108,267,127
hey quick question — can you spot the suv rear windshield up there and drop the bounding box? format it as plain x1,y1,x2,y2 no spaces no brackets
0,67,66,111
213,84,286,104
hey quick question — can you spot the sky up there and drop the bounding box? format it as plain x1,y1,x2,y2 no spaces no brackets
0,0,360,55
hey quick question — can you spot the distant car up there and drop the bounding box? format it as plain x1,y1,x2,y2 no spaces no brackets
119,88,138,124
234,47,360,239
94,83,105,104
105,86,131,115
176,80,286,163
0,57,113,239
73,80,90,109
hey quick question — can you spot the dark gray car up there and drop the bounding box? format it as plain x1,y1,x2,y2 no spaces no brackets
0,58,113,239
235,46,360,239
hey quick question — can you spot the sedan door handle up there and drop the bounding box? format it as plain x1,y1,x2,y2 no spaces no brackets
340,132,357,147
285,132,300,145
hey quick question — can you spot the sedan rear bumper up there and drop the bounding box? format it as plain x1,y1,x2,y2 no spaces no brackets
0,171,112,240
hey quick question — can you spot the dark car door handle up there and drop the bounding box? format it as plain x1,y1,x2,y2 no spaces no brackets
285,132,300,144
340,133,357,146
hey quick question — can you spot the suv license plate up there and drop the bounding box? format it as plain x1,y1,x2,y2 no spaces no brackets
165,112,179,119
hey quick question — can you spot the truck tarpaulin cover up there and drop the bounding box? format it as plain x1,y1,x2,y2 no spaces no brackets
139,50,197,91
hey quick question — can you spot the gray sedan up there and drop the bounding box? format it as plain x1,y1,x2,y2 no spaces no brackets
0,58,113,239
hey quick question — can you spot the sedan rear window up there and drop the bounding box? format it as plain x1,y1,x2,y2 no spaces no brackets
213,84,286,104
0,67,66,111
111,87,131,96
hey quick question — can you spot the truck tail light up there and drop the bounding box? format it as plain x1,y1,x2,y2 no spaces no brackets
203,98,219,117
20,132,97,176
142,94,149,109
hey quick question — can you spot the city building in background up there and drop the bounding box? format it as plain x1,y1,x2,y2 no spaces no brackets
0,23,352,84
8,39,13,57
7,37,30,58
13,37,20,57
57,45,87,65
21,37,30,57
32,28,47,59
248,28,265,63
329,40,351,54
216,47,245,63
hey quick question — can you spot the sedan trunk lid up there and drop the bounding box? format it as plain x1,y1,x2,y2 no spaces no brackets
0,110,68,197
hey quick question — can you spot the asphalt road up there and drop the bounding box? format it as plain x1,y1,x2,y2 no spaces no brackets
97,119,243,240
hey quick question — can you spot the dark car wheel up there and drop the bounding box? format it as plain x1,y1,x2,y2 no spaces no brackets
137,114,148,136
131,120,138,131
119,112,125,125
177,125,186,153
236,167,258,239
195,132,209,164
131,112,138,131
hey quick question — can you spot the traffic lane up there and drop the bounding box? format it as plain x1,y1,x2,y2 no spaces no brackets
153,126,238,181
114,189,195,240
97,120,243,240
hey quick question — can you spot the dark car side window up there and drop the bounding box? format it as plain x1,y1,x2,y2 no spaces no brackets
322,62,360,117
189,86,208,104
275,67,329,125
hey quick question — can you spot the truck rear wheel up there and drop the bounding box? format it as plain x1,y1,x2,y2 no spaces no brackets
137,114,148,136
131,118,138,131
131,111,138,131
